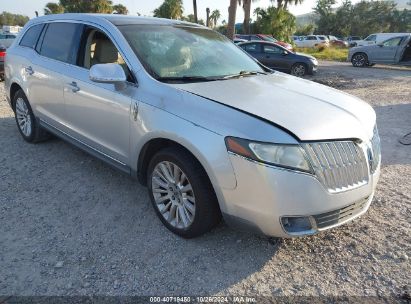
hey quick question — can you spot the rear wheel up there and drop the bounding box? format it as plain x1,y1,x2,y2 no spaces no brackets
291,63,307,77
13,90,50,143
147,147,221,238
351,53,368,67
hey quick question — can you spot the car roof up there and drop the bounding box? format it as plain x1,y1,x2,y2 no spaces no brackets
26,13,203,28
238,40,287,49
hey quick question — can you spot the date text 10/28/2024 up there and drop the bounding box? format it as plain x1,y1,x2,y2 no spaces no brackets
149,296,257,303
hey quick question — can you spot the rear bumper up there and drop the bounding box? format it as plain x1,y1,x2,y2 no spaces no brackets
220,153,380,238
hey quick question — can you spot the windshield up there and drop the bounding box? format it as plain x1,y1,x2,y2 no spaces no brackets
118,25,264,81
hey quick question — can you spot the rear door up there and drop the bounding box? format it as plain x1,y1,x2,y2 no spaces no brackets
371,36,404,63
241,42,263,62
30,22,83,129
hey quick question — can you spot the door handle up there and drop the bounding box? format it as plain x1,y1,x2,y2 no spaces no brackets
132,102,138,121
69,81,80,93
25,66,34,76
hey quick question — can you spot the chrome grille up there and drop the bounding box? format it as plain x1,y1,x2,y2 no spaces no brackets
313,196,369,229
369,127,381,174
303,141,369,193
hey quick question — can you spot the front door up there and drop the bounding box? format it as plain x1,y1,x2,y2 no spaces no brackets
371,36,404,63
62,26,137,165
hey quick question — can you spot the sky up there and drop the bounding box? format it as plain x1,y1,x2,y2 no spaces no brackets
3,0,360,23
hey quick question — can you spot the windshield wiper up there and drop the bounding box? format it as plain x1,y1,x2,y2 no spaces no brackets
157,76,220,83
223,70,267,80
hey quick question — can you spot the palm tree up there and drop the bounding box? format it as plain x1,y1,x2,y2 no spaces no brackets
210,10,221,28
193,0,198,23
227,0,238,40
206,8,210,27
112,4,128,14
44,2,64,15
153,0,183,19
276,0,304,9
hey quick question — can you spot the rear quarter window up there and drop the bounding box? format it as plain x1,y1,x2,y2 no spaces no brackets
39,22,83,64
20,24,44,49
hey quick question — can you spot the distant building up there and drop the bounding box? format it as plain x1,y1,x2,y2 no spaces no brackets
2,25,23,34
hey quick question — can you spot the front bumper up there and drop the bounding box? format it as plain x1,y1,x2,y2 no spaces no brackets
221,153,380,238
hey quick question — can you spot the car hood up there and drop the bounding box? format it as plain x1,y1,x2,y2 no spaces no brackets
171,73,376,142
295,52,316,60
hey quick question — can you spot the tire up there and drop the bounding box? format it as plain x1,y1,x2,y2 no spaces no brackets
147,146,221,238
13,90,50,143
291,63,307,77
351,53,368,67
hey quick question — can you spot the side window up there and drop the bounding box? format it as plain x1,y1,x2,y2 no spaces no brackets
307,36,316,40
79,27,134,82
365,35,376,42
40,22,82,64
383,37,403,47
20,24,44,49
244,43,260,52
263,45,282,54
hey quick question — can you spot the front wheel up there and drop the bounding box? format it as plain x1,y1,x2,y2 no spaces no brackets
291,63,307,77
147,147,221,238
351,53,368,67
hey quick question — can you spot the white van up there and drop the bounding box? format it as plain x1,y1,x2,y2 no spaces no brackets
356,33,410,46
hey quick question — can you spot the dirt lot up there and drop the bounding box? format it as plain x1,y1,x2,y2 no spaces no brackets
0,62,410,300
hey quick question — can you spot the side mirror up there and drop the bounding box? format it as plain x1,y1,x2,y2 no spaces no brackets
89,63,126,83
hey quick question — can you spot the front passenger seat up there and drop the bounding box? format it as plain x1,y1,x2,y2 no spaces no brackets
91,39,119,66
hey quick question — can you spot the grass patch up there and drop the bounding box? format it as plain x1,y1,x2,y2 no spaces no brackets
295,47,349,62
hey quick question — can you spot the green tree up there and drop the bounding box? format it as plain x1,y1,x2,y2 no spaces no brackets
210,9,221,28
314,0,336,34
44,0,120,14
0,11,29,26
44,2,65,15
112,4,128,14
295,23,315,35
153,0,183,20
60,0,113,13
253,6,296,42
276,0,305,9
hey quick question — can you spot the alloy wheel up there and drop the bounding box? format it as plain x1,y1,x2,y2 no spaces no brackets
291,64,306,77
15,97,32,137
151,161,196,229
352,54,366,67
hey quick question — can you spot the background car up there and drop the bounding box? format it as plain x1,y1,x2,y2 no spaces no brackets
349,34,411,67
235,34,293,51
0,33,17,48
355,32,411,47
327,35,349,48
346,36,363,47
233,38,247,44
239,41,318,76
294,35,329,48
0,46,6,81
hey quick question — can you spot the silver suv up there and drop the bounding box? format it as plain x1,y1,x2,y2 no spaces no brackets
4,14,381,238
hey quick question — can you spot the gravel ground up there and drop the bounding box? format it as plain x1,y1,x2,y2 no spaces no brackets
0,61,410,301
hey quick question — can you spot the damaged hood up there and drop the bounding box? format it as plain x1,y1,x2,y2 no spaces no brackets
172,73,376,142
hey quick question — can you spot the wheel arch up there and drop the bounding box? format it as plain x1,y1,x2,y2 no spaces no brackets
10,82,23,110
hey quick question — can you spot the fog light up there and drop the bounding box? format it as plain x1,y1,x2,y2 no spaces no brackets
281,216,315,235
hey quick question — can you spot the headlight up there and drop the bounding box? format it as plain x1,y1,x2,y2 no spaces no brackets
225,137,313,173
310,58,318,64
